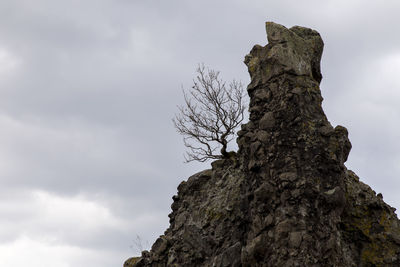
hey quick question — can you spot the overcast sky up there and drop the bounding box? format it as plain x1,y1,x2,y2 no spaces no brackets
0,1,399,266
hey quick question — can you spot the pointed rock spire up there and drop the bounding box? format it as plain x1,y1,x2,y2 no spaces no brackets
125,22,400,267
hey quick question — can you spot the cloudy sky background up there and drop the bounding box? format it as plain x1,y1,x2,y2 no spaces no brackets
0,1,399,266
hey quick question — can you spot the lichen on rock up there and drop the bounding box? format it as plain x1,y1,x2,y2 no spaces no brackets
124,22,400,267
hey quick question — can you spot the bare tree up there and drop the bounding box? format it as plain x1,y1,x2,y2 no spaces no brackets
130,234,150,255
173,64,246,162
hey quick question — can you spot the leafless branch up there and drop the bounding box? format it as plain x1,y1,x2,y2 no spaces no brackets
130,234,150,255
173,64,247,162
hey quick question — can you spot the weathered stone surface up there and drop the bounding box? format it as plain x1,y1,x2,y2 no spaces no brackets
125,22,400,267
123,257,141,267
288,231,303,248
245,22,324,92
259,112,275,130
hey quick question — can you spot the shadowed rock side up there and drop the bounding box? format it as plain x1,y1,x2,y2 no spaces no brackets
125,22,400,267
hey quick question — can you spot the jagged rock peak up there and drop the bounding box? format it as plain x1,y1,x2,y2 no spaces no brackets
245,22,324,92
124,22,400,267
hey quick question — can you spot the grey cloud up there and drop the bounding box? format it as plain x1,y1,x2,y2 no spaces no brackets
0,1,399,267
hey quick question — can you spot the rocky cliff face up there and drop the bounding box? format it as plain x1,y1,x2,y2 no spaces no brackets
125,22,400,267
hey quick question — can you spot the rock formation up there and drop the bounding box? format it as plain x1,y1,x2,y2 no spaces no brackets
124,22,400,267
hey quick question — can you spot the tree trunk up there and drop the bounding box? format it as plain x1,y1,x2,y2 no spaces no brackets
220,139,228,158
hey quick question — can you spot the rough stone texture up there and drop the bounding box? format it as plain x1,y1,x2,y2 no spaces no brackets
124,257,141,267
124,22,400,267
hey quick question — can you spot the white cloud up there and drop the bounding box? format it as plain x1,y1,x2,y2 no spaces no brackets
32,190,124,232
0,47,20,78
0,190,135,267
376,52,400,104
0,190,124,243
0,235,121,267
